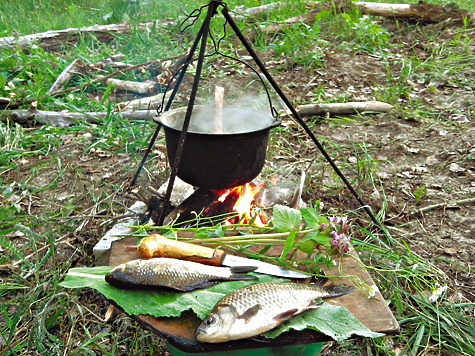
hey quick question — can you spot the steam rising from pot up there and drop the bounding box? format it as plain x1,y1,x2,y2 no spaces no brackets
161,104,275,135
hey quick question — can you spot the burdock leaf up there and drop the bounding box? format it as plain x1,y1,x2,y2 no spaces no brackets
61,268,384,342
273,205,302,232
60,267,285,320
263,302,385,341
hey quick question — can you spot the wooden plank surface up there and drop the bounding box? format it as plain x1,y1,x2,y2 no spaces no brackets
107,237,399,353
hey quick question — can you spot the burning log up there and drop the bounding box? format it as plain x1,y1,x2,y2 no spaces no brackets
163,188,222,226
162,183,266,227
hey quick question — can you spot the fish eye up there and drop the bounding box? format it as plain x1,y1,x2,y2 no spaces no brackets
205,316,214,325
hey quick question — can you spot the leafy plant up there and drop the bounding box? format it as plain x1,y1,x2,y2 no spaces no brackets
412,185,426,202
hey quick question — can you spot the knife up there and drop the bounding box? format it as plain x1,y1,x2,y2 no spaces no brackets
137,234,310,279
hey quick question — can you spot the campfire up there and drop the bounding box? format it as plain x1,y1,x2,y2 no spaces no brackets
218,182,267,227
134,181,268,228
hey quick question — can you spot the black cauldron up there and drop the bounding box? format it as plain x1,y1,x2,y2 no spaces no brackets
156,105,281,190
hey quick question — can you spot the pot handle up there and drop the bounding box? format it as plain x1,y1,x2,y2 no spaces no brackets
269,117,282,129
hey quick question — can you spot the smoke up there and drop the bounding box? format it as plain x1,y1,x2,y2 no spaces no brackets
163,104,276,134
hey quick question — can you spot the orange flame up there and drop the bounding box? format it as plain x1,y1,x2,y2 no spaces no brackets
219,183,266,226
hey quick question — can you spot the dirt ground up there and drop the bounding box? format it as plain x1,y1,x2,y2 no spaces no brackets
4,15,475,355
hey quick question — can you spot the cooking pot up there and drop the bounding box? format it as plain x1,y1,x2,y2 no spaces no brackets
156,105,281,190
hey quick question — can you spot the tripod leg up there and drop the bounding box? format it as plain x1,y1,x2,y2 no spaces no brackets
221,6,384,233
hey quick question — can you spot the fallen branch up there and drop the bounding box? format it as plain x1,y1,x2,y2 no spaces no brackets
47,58,84,95
410,197,475,216
117,90,182,111
244,1,475,41
295,101,393,117
49,53,186,97
105,78,157,95
2,100,390,127
0,19,175,51
0,109,156,127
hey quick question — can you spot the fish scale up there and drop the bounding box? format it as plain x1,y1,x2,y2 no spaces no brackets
105,258,257,291
195,281,355,342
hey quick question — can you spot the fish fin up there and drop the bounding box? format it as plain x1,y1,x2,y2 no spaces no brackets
309,299,324,308
238,304,261,323
180,281,219,291
273,308,299,322
323,284,355,298
230,266,258,274
311,276,328,286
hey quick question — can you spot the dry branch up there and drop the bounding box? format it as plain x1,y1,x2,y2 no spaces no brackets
296,101,393,117
48,53,186,97
0,20,174,51
244,1,475,41
2,100,390,127
117,90,182,111
0,109,156,127
47,58,84,95
410,197,475,216
105,78,157,95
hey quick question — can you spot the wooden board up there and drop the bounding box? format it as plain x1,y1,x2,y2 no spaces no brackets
107,237,399,353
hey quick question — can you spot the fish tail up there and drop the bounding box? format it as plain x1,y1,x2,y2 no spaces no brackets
229,266,258,281
323,284,355,298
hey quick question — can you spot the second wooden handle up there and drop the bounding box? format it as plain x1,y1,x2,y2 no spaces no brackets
137,234,226,266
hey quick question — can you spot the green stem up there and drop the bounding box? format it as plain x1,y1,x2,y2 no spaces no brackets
181,229,315,244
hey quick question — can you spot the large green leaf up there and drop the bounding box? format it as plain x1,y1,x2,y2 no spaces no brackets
272,204,302,232
60,267,286,319
264,303,385,341
60,267,384,341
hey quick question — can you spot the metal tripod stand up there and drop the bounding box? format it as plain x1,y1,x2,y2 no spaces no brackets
131,0,384,233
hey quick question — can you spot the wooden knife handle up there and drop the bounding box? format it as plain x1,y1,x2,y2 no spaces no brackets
137,234,226,266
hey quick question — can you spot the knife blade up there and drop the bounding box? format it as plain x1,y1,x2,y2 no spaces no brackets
137,234,311,279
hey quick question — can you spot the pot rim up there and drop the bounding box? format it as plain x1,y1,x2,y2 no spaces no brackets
154,105,281,136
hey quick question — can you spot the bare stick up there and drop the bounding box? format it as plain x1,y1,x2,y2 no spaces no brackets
213,85,224,134
0,20,175,51
49,53,185,97
0,109,156,127
410,197,475,216
104,78,157,95
295,101,393,117
47,59,84,94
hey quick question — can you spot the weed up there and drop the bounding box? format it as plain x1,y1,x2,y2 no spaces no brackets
412,185,426,202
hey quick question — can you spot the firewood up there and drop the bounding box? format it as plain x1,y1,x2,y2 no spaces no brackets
0,109,156,127
0,20,174,51
295,101,393,117
243,1,475,41
47,59,84,95
105,78,157,95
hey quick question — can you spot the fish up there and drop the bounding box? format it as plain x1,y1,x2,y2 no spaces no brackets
105,258,258,292
195,280,355,342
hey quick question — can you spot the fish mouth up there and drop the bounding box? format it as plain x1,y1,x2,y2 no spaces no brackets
195,329,207,341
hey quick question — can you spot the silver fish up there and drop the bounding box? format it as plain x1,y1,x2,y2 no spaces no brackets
195,280,354,342
105,258,257,291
